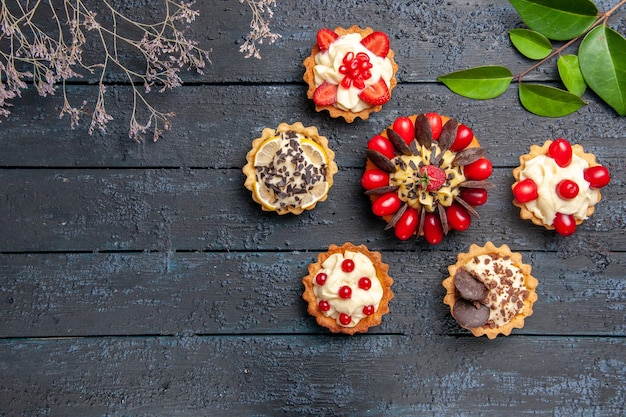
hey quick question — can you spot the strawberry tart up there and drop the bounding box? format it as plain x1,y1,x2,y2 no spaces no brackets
303,26,398,122
361,113,493,244
302,242,394,335
512,138,610,236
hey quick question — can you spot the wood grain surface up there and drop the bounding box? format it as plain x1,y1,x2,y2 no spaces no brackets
1,1,625,416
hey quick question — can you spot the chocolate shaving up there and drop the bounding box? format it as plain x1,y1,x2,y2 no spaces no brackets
429,144,438,166
366,149,395,173
417,208,426,237
387,128,413,156
452,147,486,166
437,118,459,153
385,202,408,230
437,202,449,235
454,196,480,218
414,114,433,148
364,185,399,195
460,180,494,189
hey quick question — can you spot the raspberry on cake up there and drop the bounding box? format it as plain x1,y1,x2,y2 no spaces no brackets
302,242,394,335
242,122,338,215
361,113,493,244
303,26,398,122
512,138,611,236
442,242,539,339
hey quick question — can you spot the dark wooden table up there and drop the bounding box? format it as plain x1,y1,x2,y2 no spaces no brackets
1,1,625,415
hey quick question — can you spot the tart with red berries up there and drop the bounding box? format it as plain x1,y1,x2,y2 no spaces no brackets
303,26,398,122
243,122,338,215
302,242,394,335
512,138,610,236
442,242,538,339
361,113,493,244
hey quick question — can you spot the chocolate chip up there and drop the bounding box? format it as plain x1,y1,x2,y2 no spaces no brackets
453,298,490,328
454,268,488,301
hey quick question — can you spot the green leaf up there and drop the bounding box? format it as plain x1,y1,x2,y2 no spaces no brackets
519,83,586,117
438,66,512,99
557,55,587,96
507,0,598,41
579,25,626,116
509,29,553,60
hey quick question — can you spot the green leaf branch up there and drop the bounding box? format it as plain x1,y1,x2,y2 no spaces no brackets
438,0,626,117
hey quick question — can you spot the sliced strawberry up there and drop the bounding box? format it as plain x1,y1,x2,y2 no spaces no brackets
313,82,338,106
419,165,446,191
361,31,390,57
317,28,338,52
358,78,390,105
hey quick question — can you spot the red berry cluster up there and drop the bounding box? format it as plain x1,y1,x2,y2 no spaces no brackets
339,52,373,89
314,258,376,326
512,138,610,236
362,113,492,244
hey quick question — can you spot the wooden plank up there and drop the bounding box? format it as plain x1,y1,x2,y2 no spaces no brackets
0,335,624,416
1,251,624,338
1,167,623,252
19,0,623,84
1,84,624,168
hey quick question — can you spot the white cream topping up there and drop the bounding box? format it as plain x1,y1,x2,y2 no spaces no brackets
313,33,394,112
313,251,383,327
519,154,600,225
464,255,527,327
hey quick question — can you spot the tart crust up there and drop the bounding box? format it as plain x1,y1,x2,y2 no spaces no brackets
243,122,338,215
302,242,394,335
303,25,398,122
512,140,601,230
442,241,538,339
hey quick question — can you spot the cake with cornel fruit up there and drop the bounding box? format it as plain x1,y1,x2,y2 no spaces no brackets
243,122,338,215
303,26,398,122
512,138,610,236
302,242,394,335
361,112,493,244
442,241,538,339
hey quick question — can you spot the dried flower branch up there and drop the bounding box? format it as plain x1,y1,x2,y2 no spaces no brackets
239,0,281,59
0,0,211,141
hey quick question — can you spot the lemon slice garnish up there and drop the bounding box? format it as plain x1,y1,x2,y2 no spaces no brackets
300,138,328,165
253,182,278,210
253,136,282,167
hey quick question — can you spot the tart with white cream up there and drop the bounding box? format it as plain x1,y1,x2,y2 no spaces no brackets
442,242,538,339
243,122,338,215
302,242,394,335
512,138,610,236
303,26,398,122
